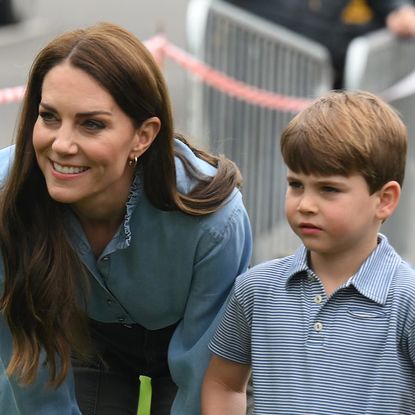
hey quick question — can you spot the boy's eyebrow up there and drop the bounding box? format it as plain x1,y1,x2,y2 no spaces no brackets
312,177,351,189
286,173,349,185
39,102,112,117
314,176,348,184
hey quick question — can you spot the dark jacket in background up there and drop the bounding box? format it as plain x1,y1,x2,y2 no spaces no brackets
223,0,411,86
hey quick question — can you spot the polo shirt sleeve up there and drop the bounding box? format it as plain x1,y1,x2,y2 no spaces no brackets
167,197,252,415
208,275,252,365
408,310,415,364
409,328,415,365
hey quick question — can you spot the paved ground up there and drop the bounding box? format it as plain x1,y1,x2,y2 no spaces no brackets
0,0,191,148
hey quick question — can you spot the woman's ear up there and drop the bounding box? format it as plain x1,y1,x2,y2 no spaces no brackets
131,117,161,158
376,180,401,222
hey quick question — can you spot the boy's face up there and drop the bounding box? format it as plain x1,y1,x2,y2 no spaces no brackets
285,170,381,260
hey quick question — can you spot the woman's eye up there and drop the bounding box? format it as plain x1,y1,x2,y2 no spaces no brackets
39,111,57,123
83,119,105,130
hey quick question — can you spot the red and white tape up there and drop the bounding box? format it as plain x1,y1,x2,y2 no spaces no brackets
161,36,313,112
1,35,414,111
0,35,313,112
0,37,165,106
0,85,26,105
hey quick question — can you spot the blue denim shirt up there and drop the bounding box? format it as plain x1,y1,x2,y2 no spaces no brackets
0,139,252,414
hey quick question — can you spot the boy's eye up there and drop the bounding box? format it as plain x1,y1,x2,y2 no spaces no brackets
321,186,339,193
288,180,303,189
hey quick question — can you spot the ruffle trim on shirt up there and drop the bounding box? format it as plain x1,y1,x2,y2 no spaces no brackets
118,169,144,249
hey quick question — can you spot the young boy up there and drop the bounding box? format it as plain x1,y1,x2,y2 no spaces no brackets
202,90,415,414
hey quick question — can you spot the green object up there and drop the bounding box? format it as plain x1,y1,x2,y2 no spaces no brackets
137,375,152,415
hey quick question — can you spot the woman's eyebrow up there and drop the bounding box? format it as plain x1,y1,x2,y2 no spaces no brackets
39,102,112,116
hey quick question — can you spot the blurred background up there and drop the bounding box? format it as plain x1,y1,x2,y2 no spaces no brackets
0,0,191,148
1,0,415,264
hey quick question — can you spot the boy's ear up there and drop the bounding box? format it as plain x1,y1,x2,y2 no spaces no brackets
375,181,401,222
130,116,161,158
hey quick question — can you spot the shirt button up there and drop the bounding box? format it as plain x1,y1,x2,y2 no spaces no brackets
106,299,113,305
314,294,323,304
117,316,126,323
314,321,323,332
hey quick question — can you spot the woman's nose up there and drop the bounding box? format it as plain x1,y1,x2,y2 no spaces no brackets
51,126,78,154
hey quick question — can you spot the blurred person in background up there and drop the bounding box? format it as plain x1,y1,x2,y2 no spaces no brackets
223,0,415,87
0,22,252,415
0,0,33,26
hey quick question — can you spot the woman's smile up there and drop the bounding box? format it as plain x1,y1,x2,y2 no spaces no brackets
52,160,90,175
32,62,140,210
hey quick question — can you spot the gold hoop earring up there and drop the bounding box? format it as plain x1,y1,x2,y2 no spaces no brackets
128,156,138,168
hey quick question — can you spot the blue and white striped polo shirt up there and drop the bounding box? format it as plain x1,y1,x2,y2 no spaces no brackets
209,234,415,414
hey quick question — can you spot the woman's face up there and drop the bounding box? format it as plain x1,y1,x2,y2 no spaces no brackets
33,62,142,216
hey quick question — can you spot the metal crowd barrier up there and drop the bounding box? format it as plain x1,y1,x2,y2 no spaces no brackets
344,30,415,264
345,29,415,155
186,0,333,264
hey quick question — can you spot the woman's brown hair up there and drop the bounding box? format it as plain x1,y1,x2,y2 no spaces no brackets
0,22,241,387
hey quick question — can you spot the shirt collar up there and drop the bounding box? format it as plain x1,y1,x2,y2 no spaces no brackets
64,169,143,254
285,234,401,304
64,138,195,254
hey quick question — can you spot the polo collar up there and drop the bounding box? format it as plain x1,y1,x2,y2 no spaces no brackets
285,234,401,305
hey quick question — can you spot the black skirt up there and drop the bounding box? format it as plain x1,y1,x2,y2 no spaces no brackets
72,319,178,415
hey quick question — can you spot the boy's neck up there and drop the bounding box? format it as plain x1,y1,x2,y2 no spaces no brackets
308,237,379,297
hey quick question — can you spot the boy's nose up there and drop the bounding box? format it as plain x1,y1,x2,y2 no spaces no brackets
297,193,318,213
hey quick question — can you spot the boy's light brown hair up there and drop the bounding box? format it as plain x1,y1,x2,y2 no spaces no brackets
280,90,407,194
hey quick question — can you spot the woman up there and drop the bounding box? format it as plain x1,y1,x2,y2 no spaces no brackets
0,23,252,415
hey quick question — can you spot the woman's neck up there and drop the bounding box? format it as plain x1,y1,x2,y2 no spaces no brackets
80,217,124,258
72,187,132,259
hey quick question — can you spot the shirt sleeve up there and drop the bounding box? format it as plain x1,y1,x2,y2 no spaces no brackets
407,299,415,364
167,196,252,415
409,323,415,364
0,315,81,414
0,145,15,186
0,147,80,414
208,281,252,365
